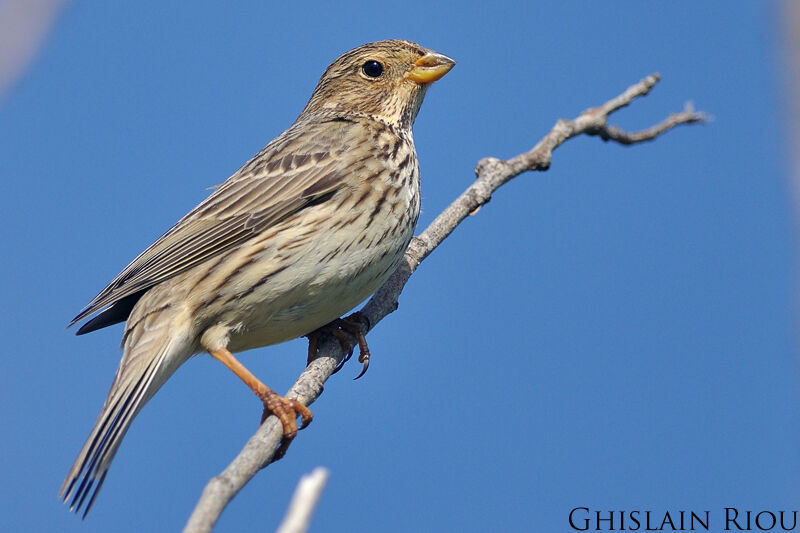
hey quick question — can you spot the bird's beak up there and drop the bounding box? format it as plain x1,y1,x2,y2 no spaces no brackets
407,52,456,83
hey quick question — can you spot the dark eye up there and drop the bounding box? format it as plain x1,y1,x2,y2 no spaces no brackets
361,60,384,78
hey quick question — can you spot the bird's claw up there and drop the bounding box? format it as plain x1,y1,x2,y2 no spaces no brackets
258,390,313,438
332,347,354,375
305,312,371,378
354,352,370,380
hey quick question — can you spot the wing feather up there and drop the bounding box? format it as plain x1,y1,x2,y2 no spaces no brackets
70,118,358,327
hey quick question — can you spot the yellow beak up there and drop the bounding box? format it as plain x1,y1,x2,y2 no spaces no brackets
407,52,456,83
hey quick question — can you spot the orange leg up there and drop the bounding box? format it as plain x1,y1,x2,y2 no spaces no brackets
208,347,312,437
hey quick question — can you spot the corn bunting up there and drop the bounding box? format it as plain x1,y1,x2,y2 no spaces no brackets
60,39,454,516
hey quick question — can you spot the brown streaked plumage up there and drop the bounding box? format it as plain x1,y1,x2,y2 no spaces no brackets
60,40,454,516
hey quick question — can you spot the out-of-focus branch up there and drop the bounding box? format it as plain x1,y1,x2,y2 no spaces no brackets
274,467,330,533
0,0,69,101
782,0,800,194
182,73,706,533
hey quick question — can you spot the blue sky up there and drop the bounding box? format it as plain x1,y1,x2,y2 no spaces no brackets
0,2,794,532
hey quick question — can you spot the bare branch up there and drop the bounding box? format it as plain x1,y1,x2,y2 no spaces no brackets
182,74,706,533
587,102,708,145
275,467,330,533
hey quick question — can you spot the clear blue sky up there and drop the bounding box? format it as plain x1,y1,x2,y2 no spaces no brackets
1,2,794,532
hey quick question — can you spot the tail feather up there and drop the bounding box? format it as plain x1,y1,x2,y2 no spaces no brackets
60,329,183,517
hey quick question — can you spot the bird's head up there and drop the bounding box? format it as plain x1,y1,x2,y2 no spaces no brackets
300,40,455,129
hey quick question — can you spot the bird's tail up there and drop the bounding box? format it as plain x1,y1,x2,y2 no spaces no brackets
59,311,189,517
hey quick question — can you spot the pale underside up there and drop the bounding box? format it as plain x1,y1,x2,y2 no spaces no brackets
114,114,421,357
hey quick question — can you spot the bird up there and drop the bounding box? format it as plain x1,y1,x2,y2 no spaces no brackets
59,39,454,516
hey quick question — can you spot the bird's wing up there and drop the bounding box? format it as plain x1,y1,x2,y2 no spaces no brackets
70,119,360,327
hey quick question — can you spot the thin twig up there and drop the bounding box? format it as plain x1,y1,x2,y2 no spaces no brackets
275,467,330,533
182,73,706,533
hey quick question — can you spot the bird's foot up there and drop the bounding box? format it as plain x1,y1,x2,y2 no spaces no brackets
257,386,313,438
306,312,371,378
258,389,312,464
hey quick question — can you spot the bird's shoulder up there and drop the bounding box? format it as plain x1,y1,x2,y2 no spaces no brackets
70,114,405,328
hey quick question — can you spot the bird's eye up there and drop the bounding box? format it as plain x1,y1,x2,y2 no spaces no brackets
361,60,384,78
